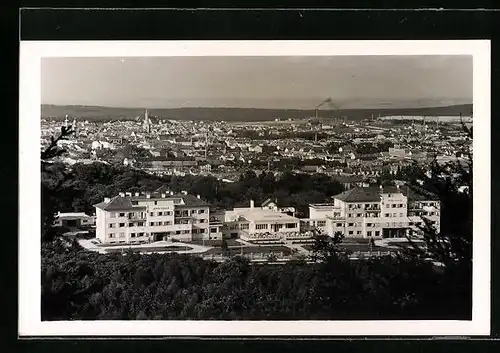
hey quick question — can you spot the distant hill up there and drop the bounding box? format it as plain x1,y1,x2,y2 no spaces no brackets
41,104,473,122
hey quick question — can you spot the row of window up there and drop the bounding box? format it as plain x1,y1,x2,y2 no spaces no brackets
255,223,298,230
192,229,207,234
384,213,405,218
108,219,207,228
109,223,130,228
335,222,412,228
109,209,207,218
151,211,172,217
347,203,430,211
108,232,146,238
410,211,438,216
175,209,206,217
347,213,383,218
343,230,382,237
110,212,129,218
386,203,405,208
348,203,378,209
150,221,171,226
413,202,438,208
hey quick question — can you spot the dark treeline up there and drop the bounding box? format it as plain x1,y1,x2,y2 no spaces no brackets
41,104,472,122
42,163,345,217
41,240,469,321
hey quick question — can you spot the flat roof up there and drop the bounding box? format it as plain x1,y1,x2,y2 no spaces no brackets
237,209,299,223
310,203,337,208
333,185,439,203
56,212,93,219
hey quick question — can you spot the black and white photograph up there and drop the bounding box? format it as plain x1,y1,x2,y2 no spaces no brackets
19,40,490,336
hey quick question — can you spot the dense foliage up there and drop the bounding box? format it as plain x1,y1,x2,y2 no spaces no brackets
42,164,345,217
41,240,469,321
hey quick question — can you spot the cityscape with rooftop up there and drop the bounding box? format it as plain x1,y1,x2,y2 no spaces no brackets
38,53,475,321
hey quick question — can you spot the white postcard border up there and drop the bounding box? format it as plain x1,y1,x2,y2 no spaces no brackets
19,40,491,336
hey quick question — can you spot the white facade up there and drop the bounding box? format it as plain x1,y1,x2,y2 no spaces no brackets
304,186,440,239
94,192,222,244
53,212,96,228
223,200,301,243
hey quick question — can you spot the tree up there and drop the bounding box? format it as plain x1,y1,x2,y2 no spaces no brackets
310,230,348,263
406,118,472,268
41,125,75,241
401,119,473,318
221,238,229,255
267,253,278,262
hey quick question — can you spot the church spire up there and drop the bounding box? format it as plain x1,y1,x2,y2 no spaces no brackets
143,109,151,133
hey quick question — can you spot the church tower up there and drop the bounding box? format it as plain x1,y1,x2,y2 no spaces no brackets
143,109,151,133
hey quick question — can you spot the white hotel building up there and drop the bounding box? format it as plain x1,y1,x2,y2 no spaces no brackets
94,187,223,244
304,185,440,239
223,199,303,243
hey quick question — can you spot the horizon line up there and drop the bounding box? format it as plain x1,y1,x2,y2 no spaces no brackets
41,102,473,111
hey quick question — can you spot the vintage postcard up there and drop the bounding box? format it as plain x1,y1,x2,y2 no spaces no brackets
19,40,490,336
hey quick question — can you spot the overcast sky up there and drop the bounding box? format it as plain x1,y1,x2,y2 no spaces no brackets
41,55,472,109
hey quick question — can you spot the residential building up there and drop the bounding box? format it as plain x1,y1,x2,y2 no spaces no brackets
53,212,96,228
93,188,222,244
223,200,301,243
303,185,440,239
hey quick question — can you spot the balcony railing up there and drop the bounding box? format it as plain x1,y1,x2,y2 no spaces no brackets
128,215,146,220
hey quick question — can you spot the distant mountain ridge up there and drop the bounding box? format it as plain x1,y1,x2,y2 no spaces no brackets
41,104,473,122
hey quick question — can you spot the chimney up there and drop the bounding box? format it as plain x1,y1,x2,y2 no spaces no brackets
170,191,174,195
197,195,201,199
161,193,166,198
250,200,255,208
119,192,125,197
104,197,111,203
135,192,139,197
146,194,151,199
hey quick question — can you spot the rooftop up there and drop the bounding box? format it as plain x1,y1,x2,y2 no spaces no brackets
94,191,208,211
333,185,439,203
310,203,337,208
56,212,93,219
236,208,299,222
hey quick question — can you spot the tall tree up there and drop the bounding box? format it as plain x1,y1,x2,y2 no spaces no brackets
41,125,74,241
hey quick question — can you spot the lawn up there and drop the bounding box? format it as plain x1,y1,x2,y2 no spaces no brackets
187,239,242,247
105,245,193,253
302,243,384,253
204,245,292,256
